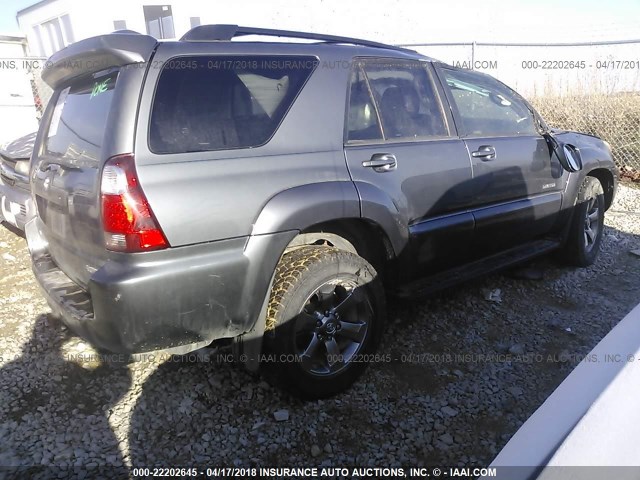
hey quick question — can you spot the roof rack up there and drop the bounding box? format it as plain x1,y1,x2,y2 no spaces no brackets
180,24,413,52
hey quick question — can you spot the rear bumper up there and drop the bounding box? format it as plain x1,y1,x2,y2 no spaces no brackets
0,179,33,231
25,217,293,354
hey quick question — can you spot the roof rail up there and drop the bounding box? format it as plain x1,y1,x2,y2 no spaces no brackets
180,24,413,52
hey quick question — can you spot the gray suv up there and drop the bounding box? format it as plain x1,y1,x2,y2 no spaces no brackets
26,25,618,398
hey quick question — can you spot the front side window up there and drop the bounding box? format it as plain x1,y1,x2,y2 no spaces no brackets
442,68,537,137
150,56,317,154
347,59,449,142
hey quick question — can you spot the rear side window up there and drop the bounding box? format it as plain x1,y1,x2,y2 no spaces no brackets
365,61,449,140
150,56,317,154
45,71,118,163
346,59,449,143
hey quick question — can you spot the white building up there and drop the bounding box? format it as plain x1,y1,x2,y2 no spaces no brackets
14,0,640,96
17,0,194,57
0,35,41,143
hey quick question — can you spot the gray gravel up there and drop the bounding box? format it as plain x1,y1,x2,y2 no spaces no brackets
1,183,640,475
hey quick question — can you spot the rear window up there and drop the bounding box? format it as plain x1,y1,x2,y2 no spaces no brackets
45,71,118,163
149,56,317,154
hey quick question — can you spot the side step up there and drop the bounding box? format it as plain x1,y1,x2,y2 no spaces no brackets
395,239,561,298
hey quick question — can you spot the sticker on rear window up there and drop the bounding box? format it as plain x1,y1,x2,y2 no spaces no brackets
47,87,70,138
90,78,110,98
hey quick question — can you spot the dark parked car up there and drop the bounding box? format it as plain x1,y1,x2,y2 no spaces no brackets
25,25,618,398
0,131,36,231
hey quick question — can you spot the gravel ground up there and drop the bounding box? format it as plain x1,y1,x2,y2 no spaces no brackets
1,183,640,477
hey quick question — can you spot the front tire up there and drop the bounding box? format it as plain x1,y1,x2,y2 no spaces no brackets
561,176,605,267
262,246,385,398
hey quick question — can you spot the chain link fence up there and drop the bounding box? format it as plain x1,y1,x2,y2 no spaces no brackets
24,57,53,121
403,40,640,173
531,94,640,173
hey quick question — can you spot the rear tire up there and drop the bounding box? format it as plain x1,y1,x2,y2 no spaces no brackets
262,246,385,399
561,176,605,267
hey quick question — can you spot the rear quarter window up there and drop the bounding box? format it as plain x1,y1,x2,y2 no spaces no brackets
149,56,317,154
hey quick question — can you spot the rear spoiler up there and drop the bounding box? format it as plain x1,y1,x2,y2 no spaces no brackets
42,32,158,89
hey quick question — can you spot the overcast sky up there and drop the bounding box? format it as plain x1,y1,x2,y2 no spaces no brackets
1,0,639,43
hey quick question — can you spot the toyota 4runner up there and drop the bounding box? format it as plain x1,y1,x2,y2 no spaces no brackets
25,25,618,398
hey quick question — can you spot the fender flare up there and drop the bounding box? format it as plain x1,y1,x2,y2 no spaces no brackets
251,181,409,256
251,181,360,235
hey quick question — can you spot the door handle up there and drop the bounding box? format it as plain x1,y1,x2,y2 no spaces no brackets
362,153,397,172
471,145,496,160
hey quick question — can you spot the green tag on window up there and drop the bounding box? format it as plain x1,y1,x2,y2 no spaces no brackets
91,78,110,98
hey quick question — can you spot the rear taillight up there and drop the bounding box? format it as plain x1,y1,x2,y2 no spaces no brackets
100,154,168,252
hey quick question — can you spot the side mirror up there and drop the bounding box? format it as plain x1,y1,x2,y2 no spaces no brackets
560,144,582,172
544,133,583,172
